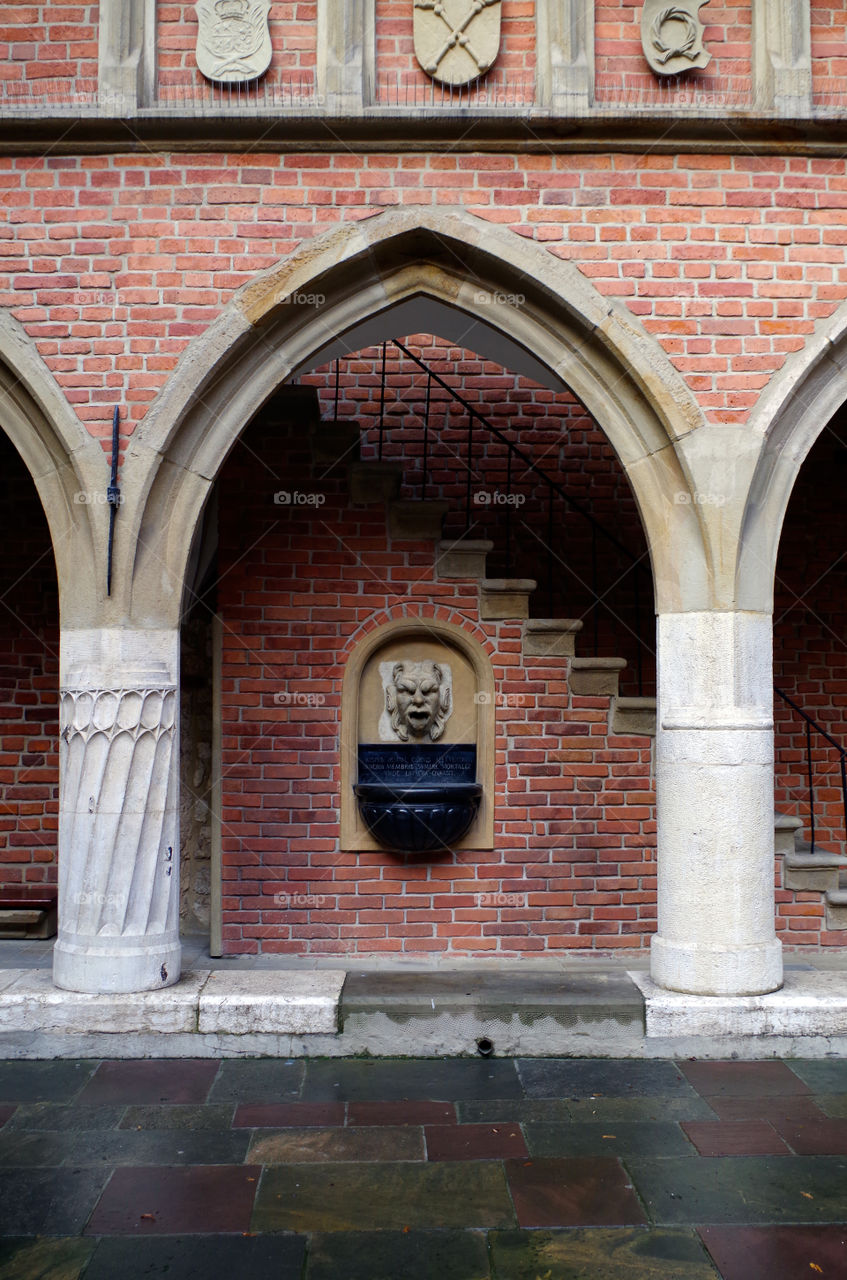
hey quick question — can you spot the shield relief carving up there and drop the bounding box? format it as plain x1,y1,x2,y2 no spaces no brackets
641,1,712,76
414,0,503,87
195,0,272,84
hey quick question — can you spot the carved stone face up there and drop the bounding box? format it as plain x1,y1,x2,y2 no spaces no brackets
386,660,451,742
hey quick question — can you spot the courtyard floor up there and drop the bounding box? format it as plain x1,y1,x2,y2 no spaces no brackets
0,1054,846,1278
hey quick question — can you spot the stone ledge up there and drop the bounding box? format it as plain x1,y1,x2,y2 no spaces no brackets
632,970,847,1039
0,969,208,1034
198,970,345,1035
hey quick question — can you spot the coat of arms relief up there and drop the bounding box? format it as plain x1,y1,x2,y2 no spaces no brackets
195,0,272,84
413,0,502,87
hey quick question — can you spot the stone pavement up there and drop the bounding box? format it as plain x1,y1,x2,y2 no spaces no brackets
0,1057,847,1277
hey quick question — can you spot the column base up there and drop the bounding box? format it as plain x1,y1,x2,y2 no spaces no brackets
53,930,182,995
651,934,783,997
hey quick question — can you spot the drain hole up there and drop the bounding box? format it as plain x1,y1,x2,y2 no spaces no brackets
476,1037,494,1058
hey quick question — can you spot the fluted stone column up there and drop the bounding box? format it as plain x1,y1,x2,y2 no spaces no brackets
536,0,594,111
752,0,811,117
651,611,783,997
98,0,156,113
53,630,181,994
317,0,375,113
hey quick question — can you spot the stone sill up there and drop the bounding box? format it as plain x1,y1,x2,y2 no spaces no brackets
2,110,847,156
632,970,847,1039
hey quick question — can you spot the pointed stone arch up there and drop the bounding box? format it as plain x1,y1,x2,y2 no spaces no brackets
0,310,104,626
121,207,712,628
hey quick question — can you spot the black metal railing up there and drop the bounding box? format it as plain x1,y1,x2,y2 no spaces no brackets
334,340,654,693
774,686,847,855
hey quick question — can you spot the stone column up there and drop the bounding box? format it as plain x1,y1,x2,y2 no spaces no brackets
53,630,181,994
317,0,375,113
536,0,594,112
98,0,157,114
752,0,811,117
651,611,783,997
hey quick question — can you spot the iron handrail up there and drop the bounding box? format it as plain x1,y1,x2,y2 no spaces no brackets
774,685,847,855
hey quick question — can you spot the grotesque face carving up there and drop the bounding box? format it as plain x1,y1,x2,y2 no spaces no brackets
386,660,451,742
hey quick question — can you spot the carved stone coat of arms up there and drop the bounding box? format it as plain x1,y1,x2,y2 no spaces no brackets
641,1,712,77
195,0,272,85
414,0,502,87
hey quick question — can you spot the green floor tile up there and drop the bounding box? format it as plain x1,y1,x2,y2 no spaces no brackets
0,1168,110,1236
0,1127,250,1167
524,1122,692,1159
119,1104,236,1131
248,1125,423,1163
518,1060,695,1100
567,1098,717,1123
82,1234,306,1279
0,1237,95,1280
5,1104,125,1132
788,1061,847,1094
207,1059,305,1104
489,1228,719,1279
814,1094,847,1118
307,1229,490,1279
0,1061,96,1105
627,1154,847,1225
253,1160,516,1232
301,1058,522,1103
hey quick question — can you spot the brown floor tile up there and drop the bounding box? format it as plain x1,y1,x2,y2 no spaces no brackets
681,1121,790,1157
700,1225,847,1280
233,1102,345,1128
347,1101,456,1126
425,1123,527,1161
77,1060,219,1106
85,1164,261,1235
505,1156,646,1228
774,1117,847,1155
678,1062,809,1100
708,1096,825,1123
0,1105,15,1130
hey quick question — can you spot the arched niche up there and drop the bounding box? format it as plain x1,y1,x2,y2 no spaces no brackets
340,617,495,852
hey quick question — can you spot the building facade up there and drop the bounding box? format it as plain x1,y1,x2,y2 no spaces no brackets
1,2,846,1015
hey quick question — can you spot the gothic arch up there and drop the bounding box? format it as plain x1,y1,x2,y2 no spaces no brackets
122,207,713,626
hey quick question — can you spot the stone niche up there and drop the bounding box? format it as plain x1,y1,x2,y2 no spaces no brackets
340,619,495,853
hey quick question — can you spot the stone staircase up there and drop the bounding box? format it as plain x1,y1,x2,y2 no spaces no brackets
305,390,846,932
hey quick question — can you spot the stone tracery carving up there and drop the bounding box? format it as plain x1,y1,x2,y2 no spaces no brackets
641,0,712,76
194,0,272,84
413,0,502,87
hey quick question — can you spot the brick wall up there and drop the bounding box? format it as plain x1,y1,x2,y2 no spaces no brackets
811,4,847,106
0,432,59,894
0,2,99,106
215,399,657,956
157,1,316,98
594,1,753,107
375,0,535,104
3,152,846,447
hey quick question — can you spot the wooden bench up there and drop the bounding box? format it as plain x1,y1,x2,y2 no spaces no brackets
0,891,58,940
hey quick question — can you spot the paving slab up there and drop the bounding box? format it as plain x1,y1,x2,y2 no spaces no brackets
5,1102,124,1131
0,1126,250,1166
301,1057,522,1102
307,1229,490,1280
348,1100,456,1125
524,1121,693,1159
197,970,345,1035
489,1228,719,1279
247,1125,424,1163
0,1059,95,1104
252,1161,516,1232
678,1060,810,1098
77,1059,219,1105
681,1121,790,1157
425,1122,527,1161
518,1058,693,1099
85,1164,262,1235
505,1156,647,1228
119,1103,235,1131
0,1237,95,1280
233,1101,344,1128
699,1224,847,1280
207,1057,305,1103
81,1234,307,1280
628,1155,847,1225
772,1117,847,1155
0,1167,111,1235
787,1059,847,1093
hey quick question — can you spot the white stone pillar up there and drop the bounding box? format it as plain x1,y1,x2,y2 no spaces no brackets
536,0,594,112
98,0,157,114
752,0,811,117
53,630,181,994
651,611,783,997
317,0,375,112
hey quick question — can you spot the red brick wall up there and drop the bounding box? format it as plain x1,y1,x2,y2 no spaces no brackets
216,401,657,956
0,2,99,107
0,433,59,893
157,1,317,100
3,152,846,447
811,4,847,106
375,0,535,105
595,1,753,107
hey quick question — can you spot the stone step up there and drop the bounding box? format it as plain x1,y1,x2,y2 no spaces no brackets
479,579,537,621
0,894,57,940
569,656,627,697
349,461,402,504
436,539,493,580
309,419,361,467
774,812,805,857
388,499,450,541
784,850,847,894
522,618,584,658
611,696,657,737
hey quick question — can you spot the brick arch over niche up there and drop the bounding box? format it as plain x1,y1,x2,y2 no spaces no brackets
339,615,497,852
124,207,709,631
